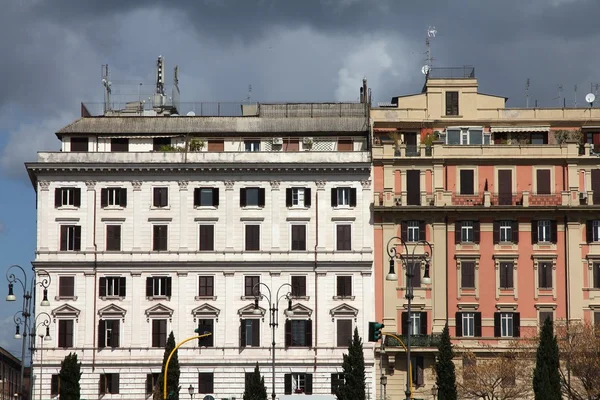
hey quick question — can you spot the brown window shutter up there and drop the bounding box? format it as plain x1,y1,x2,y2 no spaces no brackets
240,188,247,207
493,221,500,244
349,188,357,207
420,312,427,334
455,222,462,244
284,374,292,395
55,188,62,208
512,221,519,243
550,220,558,243
166,277,172,297
60,225,68,251
99,277,107,297
119,188,127,207
240,320,246,347
73,188,81,207
331,188,338,207
536,169,551,194
305,188,312,207
401,312,408,335
587,220,594,243
285,320,292,347
513,313,521,337
98,320,106,348
145,278,153,297
101,188,108,208
494,312,501,337
194,188,201,206
212,188,219,207
305,374,313,394
455,313,463,337
258,188,266,207
419,221,426,241
73,226,81,251
252,319,260,346
112,321,120,348
401,222,408,242
286,188,293,207
474,312,482,337
473,221,480,243
531,221,538,243
119,277,126,297
305,319,312,348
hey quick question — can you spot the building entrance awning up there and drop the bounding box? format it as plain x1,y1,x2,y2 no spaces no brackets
490,126,549,133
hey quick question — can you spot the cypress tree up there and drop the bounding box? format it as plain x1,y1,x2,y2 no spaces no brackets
243,362,267,400
334,327,366,400
434,324,457,400
59,352,82,400
155,331,180,400
533,317,561,400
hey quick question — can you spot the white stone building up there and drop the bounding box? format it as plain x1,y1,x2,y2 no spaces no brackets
26,102,375,399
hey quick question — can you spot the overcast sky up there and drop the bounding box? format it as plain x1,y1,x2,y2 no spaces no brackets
0,0,599,357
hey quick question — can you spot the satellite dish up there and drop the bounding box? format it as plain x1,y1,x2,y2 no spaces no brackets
203,396,215,400
186,111,196,116
421,65,430,75
171,113,179,117
585,93,595,106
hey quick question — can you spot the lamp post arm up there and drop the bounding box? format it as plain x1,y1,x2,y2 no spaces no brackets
163,333,212,400
6,265,27,293
34,269,52,290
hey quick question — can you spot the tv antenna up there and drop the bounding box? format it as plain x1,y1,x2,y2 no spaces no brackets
101,64,112,114
585,92,595,108
574,84,578,107
557,85,563,107
244,84,252,102
422,26,437,75
526,78,530,108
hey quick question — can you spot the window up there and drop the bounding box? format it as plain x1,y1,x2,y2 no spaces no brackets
70,137,88,152
198,373,214,394
153,225,168,251
106,225,121,251
411,357,425,386
495,312,520,338
539,311,553,326
336,224,351,251
538,261,553,289
197,319,214,347
111,138,129,152
532,220,557,244
499,262,514,289
98,319,120,348
245,224,260,251
99,373,120,394
331,187,357,207
240,319,260,347
463,356,476,382
245,276,260,297
446,91,459,116
402,311,427,335
291,225,306,251
58,320,74,348
99,276,126,297
284,373,313,395
152,319,167,347
336,276,352,297
536,169,551,195
198,276,214,297
331,373,345,394
461,261,475,288
194,188,219,207
145,277,172,297
285,319,312,347
51,374,60,397
455,312,481,337
153,187,169,208
337,139,353,151
60,225,81,251
199,225,215,251
336,319,352,347
496,221,517,243
146,373,160,397
55,187,81,208
459,170,475,195
407,221,420,242
153,137,171,151
286,187,311,208
291,276,306,297
59,276,75,297
240,187,265,207
538,220,552,243
100,188,127,208
586,220,600,243
244,140,261,152
593,263,600,289
594,311,600,328
461,221,474,243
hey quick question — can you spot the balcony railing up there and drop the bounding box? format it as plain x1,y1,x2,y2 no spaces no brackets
384,334,442,348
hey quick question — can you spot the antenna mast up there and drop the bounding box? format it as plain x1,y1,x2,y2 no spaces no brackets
101,64,112,114
558,85,563,108
574,85,578,107
421,26,437,76
526,78,530,108
153,56,166,108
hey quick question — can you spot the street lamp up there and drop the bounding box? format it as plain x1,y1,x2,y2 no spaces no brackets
252,282,294,400
386,236,433,400
6,265,51,400
431,384,438,400
28,313,51,400
188,384,194,400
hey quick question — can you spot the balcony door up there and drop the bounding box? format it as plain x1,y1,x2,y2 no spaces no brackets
407,170,421,206
404,133,418,155
498,170,512,206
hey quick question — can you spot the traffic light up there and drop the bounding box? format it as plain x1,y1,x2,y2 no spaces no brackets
195,323,213,347
368,321,385,342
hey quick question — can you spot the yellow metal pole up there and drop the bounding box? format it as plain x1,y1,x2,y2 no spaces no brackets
382,332,413,399
163,333,212,400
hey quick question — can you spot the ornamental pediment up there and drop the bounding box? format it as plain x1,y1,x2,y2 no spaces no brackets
51,304,81,321
289,303,313,317
238,303,265,317
98,303,127,320
145,303,174,321
330,303,359,320
192,303,221,322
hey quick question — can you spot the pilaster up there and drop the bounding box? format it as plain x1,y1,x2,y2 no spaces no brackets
315,180,327,250
431,221,447,333
132,181,142,250
270,181,281,249
224,181,235,249
567,220,584,321
38,181,50,251
361,179,373,250
178,181,189,250
382,223,398,332
85,181,96,251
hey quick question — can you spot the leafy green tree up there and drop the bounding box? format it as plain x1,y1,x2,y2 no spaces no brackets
435,324,457,400
334,327,366,400
243,362,267,400
533,317,561,400
59,352,82,400
154,331,180,400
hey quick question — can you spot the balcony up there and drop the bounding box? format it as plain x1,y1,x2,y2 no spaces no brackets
384,334,442,348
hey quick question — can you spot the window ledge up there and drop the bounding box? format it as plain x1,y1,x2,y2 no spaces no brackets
57,206,78,210
55,296,77,301
146,296,170,301
582,288,600,291
102,206,125,210
242,206,264,210
100,296,125,301
241,296,258,300
291,296,310,301
194,206,218,210
195,296,217,301
150,206,171,210
333,206,354,210
333,296,355,301
288,206,310,210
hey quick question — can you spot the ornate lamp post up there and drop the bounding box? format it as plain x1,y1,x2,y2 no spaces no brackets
6,265,51,400
187,384,194,400
30,314,51,400
386,237,433,400
252,283,294,400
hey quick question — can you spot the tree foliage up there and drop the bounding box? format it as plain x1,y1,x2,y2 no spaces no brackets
435,324,457,400
154,331,180,400
457,344,533,400
243,362,267,400
334,327,366,400
556,321,600,400
59,352,82,400
533,317,561,400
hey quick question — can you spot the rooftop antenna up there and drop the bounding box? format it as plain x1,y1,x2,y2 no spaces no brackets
574,84,578,107
526,78,530,108
557,84,563,107
101,64,112,114
422,26,437,76
586,92,595,108
153,56,166,108
244,84,252,102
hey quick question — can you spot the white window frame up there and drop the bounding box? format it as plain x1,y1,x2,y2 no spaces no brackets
290,223,307,251
593,220,600,242
336,188,350,207
292,373,307,393
407,221,420,242
245,140,261,152
499,221,513,242
410,312,421,335
61,225,80,251
150,277,169,297
198,188,214,207
292,188,305,208
61,188,76,206
102,319,120,348
245,188,260,207
538,220,551,242
462,312,475,337
461,221,474,242
105,277,123,297
243,319,260,347
500,313,514,337
460,129,469,145
106,188,122,207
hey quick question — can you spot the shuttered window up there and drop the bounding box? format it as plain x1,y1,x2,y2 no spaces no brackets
151,319,167,348
499,262,514,289
198,276,214,297
110,138,129,152
291,225,307,251
336,319,352,347
152,187,169,207
538,261,553,288
336,225,351,250
198,373,214,394
245,276,260,297
59,276,75,297
445,91,459,115
199,225,215,251
459,170,475,195
291,276,306,297
461,261,475,288
536,169,551,194
58,320,74,348
106,225,121,251
153,225,168,251
245,225,260,251
336,276,352,297
70,137,88,152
